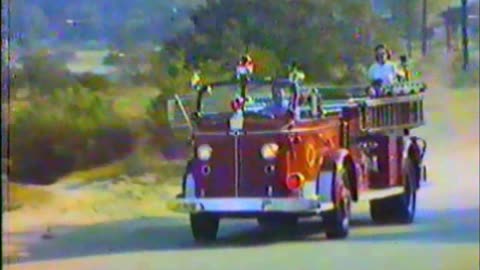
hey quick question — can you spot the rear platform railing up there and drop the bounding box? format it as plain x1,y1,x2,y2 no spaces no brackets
359,93,425,133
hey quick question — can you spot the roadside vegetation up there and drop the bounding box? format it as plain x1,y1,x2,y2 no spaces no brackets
451,47,479,88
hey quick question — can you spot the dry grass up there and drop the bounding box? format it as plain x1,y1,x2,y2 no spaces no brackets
59,141,186,185
109,86,158,120
59,161,126,185
2,152,184,262
2,177,181,264
4,182,53,212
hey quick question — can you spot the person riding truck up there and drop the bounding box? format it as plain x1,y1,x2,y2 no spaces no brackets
234,54,255,102
367,44,405,86
236,54,254,79
288,61,306,83
190,69,202,91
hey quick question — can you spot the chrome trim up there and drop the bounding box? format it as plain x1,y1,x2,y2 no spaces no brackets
166,198,334,213
363,93,425,106
185,174,196,198
302,181,317,199
234,135,239,197
174,94,193,132
195,131,228,136
194,122,340,136
365,122,425,133
267,186,273,196
317,171,334,202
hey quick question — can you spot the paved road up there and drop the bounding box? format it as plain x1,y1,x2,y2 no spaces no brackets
6,87,479,270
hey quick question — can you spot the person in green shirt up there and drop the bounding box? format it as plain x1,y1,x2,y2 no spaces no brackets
190,69,201,91
288,61,306,83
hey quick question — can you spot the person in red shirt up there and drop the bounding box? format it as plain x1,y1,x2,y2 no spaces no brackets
236,54,254,78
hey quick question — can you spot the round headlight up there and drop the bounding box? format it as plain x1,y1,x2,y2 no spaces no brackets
197,144,212,161
260,143,279,160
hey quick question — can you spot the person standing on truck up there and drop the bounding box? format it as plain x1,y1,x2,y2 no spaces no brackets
367,44,405,86
236,54,254,79
288,61,306,83
235,55,255,102
190,69,202,91
399,55,411,81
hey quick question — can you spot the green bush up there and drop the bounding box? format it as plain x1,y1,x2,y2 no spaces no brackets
103,51,124,66
20,50,78,96
451,52,479,88
10,68,28,90
10,86,135,184
453,69,479,88
75,72,111,92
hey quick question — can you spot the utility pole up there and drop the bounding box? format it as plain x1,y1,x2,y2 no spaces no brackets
405,0,413,58
461,0,469,71
421,0,428,56
442,7,453,52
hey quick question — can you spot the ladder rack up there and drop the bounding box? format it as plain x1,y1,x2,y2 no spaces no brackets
358,94,425,133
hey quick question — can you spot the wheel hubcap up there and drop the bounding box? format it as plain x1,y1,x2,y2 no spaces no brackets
341,192,351,229
408,189,415,214
405,175,415,215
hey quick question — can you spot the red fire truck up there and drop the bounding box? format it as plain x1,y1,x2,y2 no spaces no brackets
166,63,428,242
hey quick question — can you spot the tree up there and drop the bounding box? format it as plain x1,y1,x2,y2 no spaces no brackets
20,50,77,95
171,0,403,82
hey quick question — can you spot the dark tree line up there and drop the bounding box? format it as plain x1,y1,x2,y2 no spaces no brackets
9,0,204,49
10,0,463,84
164,0,403,82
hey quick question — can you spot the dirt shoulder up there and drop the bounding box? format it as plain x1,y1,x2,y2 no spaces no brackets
3,176,180,263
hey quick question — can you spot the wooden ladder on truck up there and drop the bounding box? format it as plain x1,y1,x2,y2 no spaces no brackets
358,93,426,133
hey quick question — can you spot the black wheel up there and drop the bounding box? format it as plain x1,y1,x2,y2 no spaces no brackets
321,166,352,239
257,214,298,233
369,199,391,224
369,160,417,224
190,213,219,243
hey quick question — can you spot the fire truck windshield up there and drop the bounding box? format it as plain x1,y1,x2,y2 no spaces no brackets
199,81,293,117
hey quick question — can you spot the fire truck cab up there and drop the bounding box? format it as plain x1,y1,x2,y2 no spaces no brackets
166,69,428,243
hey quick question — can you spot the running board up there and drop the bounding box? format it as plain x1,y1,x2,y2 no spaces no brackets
358,187,405,201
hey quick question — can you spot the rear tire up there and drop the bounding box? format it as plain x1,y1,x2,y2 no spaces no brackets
370,160,417,224
190,213,219,243
322,166,352,239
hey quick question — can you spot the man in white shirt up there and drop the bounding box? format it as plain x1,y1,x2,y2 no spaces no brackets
367,44,403,86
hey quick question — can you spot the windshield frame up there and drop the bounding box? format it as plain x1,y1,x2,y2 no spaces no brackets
195,78,300,116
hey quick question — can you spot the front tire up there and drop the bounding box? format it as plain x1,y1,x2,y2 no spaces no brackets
322,166,352,239
370,160,417,224
190,213,219,243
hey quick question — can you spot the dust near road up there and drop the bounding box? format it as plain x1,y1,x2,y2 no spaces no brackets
5,58,479,270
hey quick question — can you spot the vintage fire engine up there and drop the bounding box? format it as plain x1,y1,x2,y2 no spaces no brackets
166,59,428,242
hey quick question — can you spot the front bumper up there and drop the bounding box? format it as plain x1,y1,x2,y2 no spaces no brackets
166,197,334,214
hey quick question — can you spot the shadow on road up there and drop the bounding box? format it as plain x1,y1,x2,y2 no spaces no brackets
11,207,479,264
349,207,480,244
